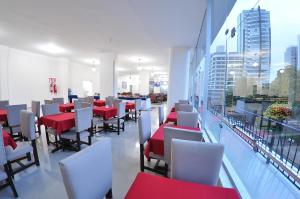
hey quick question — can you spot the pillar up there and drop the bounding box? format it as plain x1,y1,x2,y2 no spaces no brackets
167,47,190,111
139,71,150,95
99,53,117,98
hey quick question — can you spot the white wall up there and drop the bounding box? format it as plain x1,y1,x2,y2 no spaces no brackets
139,71,150,95
69,62,100,97
117,74,139,94
99,53,116,98
0,45,98,105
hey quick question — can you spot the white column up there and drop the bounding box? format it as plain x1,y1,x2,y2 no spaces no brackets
99,53,117,98
167,47,190,111
139,71,150,95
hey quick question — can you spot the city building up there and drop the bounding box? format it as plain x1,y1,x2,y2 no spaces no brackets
285,46,297,68
237,6,271,96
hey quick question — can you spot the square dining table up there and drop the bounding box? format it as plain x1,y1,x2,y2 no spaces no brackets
59,103,74,112
93,106,117,120
40,112,75,135
0,109,7,122
144,123,200,159
3,129,17,149
94,100,106,107
125,172,240,199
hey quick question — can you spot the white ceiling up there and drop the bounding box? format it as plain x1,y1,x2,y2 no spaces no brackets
0,0,206,72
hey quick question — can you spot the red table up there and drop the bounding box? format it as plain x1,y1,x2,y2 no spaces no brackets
59,103,74,112
144,123,200,158
0,109,7,122
3,129,17,149
94,100,106,107
125,172,240,199
165,112,177,123
93,106,117,120
126,102,135,111
40,112,75,135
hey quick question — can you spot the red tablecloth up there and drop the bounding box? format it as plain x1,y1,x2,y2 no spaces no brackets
40,112,75,135
3,129,17,149
93,106,117,120
125,172,240,199
126,102,135,111
144,123,200,158
59,103,74,112
94,100,106,107
0,109,7,122
165,112,177,123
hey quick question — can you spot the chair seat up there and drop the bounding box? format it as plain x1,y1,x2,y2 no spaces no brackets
0,167,7,181
103,118,124,124
60,130,90,141
6,141,33,161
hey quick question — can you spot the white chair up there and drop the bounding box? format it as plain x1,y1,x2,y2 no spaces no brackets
112,99,122,108
171,139,224,186
53,97,64,104
158,106,164,126
164,126,202,177
0,100,9,109
177,111,198,128
74,99,82,110
59,139,112,199
84,96,94,104
6,111,40,177
105,96,114,107
6,104,27,140
103,102,125,135
44,99,53,104
41,103,60,145
138,111,164,175
0,126,18,198
141,98,151,111
81,102,92,108
177,104,193,112
60,107,93,151
178,100,189,104
128,99,142,123
31,100,41,134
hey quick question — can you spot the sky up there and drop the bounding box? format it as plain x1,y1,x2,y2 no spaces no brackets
211,0,300,81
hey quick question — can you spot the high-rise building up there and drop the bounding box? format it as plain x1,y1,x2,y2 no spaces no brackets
237,6,271,95
285,46,297,68
208,46,244,106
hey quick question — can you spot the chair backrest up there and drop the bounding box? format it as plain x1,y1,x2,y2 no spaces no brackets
0,126,7,166
158,106,164,125
138,111,151,144
135,99,142,111
177,104,193,112
42,104,60,116
59,139,112,199
105,96,114,107
81,102,92,109
171,139,224,186
113,99,122,108
7,104,27,126
143,98,151,110
53,97,64,104
31,100,41,118
177,111,198,128
174,103,181,111
74,100,82,110
235,100,245,114
178,100,189,104
0,100,9,109
118,102,126,118
44,100,53,104
164,126,202,165
85,96,94,104
20,110,36,140
75,107,93,132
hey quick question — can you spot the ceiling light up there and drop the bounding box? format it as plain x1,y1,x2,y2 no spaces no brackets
129,56,151,63
116,68,126,72
84,59,100,65
38,43,66,54
91,67,96,72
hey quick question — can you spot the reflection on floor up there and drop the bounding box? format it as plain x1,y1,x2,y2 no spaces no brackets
0,105,163,199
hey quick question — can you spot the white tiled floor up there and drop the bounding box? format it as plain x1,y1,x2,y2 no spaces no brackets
0,105,162,199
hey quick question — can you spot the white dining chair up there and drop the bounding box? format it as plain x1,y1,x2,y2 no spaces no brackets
177,111,198,128
171,139,224,186
0,100,9,109
31,100,41,134
41,103,60,145
6,104,27,140
178,100,189,104
59,138,112,199
53,97,64,104
104,102,126,135
177,104,193,112
158,105,164,126
0,125,18,198
164,126,202,177
128,99,142,123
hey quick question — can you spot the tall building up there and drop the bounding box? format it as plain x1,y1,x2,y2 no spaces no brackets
284,46,297,68
237,6,271,95
208,46,244,106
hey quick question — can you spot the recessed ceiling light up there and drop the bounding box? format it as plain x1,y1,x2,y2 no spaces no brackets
91,67,96,72
129,56,151,63
116,68,126,72
38,43,66,54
